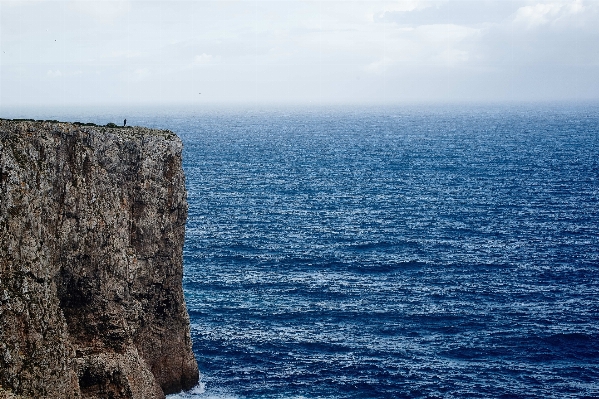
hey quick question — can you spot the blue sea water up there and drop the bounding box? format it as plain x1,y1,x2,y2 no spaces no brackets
172,104,599,399
4,103,599,398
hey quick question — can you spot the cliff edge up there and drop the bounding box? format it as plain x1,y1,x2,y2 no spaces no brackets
0,120,199,398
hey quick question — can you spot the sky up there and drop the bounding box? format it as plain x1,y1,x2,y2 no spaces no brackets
1,0,598,106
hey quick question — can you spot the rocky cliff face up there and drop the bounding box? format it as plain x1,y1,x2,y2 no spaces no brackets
0,120,199,398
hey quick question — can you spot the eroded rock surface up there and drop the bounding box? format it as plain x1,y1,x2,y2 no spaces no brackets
0,120,199,398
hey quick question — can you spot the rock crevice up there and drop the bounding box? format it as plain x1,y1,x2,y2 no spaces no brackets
0,120,199,398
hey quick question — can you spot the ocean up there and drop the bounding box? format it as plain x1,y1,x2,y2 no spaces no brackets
4,103,599,398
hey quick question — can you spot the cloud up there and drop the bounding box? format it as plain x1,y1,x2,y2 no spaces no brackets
371,0,427,22
69,1,131,24
47,70,62,78
3,1,599,105
109,50,142,59
364,57,393,74
513,0,585,28
1,1,39,8
413,23,479,42
436,48,470,66
193,53,215,66
377,1,518,26
132,68,151,81
362,22,479,73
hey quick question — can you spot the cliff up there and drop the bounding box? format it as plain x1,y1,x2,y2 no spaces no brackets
0,120,199,398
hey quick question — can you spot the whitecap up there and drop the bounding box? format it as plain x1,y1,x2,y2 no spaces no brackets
166,382,239,399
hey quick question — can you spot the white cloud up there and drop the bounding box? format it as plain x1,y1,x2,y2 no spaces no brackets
436,48,470,66
69,1,131,24
2,1,38,8
364,57,394,74
370,0,427,22
513,0,585,28
47,70,62,78
109,50,142,59
3,1,599,105
361,23,478,73
413,23,479,42
193,53,214,66
132,68,150,81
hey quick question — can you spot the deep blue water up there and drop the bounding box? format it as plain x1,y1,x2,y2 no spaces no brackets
3,104,599,398
170,104,599,399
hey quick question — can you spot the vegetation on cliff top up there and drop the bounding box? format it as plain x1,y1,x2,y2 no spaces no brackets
0,119,177,140
0,118,131,129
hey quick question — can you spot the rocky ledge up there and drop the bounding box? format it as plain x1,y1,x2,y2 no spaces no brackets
0,120,199,398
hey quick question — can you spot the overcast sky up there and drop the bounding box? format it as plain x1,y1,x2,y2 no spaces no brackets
1,0,598,106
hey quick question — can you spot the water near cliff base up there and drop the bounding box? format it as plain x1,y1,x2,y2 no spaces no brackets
5,104,599,398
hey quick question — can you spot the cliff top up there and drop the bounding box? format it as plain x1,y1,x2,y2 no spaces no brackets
0,118,177,140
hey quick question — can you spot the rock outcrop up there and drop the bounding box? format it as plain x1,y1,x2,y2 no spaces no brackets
0,120,199,398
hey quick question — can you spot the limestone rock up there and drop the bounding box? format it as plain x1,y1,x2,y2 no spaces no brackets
0,120,199,398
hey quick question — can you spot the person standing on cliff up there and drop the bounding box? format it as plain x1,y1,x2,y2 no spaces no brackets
123,119,127,127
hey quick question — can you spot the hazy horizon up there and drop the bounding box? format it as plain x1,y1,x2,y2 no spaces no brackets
2,0,599,108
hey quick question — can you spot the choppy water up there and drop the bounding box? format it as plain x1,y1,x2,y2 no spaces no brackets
4,104,599,398
172,104,599,399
